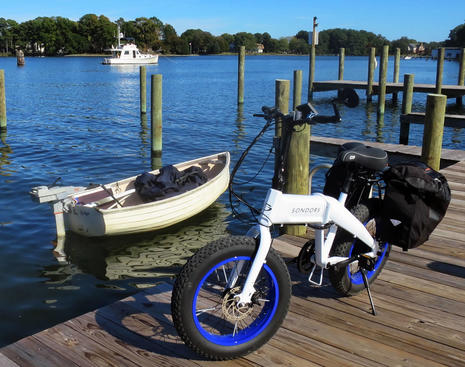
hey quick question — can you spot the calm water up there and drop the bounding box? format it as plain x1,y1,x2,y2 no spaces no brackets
0,55,463,346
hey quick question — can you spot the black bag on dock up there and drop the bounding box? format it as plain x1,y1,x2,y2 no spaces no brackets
135,165,207,202
380,162,451,251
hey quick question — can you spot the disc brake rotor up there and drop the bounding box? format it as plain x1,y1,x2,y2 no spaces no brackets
222,286,254,322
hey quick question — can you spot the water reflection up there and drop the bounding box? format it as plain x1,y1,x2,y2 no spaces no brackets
376,112,385,141
363,102,375,138
233,103,246,149
41,203,230,289
139,113,149,159
0,131,12,177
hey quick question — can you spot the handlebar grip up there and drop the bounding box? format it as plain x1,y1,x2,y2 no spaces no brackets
253,113,266,117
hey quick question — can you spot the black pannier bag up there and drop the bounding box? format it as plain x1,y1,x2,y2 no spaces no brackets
134,165,207,202
380,161,451,251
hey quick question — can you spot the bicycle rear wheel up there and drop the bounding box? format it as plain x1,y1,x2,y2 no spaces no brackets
328,200,391,295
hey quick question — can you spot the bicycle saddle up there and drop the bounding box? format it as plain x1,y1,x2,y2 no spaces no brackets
338,143,388,171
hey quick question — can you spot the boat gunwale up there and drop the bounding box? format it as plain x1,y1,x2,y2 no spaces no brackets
73,152,230,214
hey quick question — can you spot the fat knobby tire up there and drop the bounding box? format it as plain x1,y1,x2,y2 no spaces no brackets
171,235,291,360
328,200,391,296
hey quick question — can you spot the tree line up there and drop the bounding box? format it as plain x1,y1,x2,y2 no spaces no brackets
0,14,462,56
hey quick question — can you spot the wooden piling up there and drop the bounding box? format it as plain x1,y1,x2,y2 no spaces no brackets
366,47,376,102
338,48,345,80
377,45,389,116
293,70,302,110
16,50,25,66
275,79,290,139
435,47,444,94
283,78,310,237
238,46,245,104
457,48,465,106
151,74,162,158
392,48,400,102
140,66,147,114
0,70,6,131
421,94,446,171
399,74,414,145
308,17,318,101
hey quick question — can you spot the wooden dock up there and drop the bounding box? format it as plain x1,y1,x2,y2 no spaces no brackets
312,80,465,98
1,144,465,366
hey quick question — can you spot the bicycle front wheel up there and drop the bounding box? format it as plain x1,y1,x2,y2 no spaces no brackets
171,236,291,360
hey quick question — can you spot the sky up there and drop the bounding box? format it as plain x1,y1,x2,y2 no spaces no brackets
2,0,465,42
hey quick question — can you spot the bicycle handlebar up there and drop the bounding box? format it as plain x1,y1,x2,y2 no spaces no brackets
255,101,341,126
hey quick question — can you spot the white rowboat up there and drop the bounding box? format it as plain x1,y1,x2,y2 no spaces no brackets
31,152,230,237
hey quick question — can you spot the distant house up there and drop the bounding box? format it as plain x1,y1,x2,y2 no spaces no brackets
431,47,462,60
256,43,265,53
408,43,425,54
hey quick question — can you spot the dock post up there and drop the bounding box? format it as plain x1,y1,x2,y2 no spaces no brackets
151,74,162,164
367,47,376,102
293,70,303,110
275,79,290,139
422,94,446,171
280,80,309,237
140,66,147,114
435,47,444,94
338,48,345,80
0,70,6,131
457,48,465,106
337,48,345,98
377,45,389,116
308,16,318,101
273,79,290,192
399,74,414,144
392,48,400,102
238,46,245,104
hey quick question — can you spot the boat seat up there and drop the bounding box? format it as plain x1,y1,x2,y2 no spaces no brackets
338,143,388,171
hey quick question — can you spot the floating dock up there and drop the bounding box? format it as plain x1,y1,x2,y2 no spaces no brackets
313,80,465,98
1,139,465,366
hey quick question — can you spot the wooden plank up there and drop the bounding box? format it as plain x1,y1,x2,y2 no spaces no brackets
285,259,465,350
285,299,448,367
310,135,465,163
0,337,75,367
30,324,143,367
96,285,255,367
289,294,465,366
312,80,465,97
268,327,379,367
401,112,465,129
0,354,20,367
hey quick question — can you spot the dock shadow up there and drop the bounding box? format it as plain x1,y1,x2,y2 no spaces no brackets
94,282,205,361
427,261,465,279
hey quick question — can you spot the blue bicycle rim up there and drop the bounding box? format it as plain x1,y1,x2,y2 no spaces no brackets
348,241,389,285
192,256,279,346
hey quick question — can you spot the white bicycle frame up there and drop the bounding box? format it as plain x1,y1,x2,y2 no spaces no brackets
235,188,380,306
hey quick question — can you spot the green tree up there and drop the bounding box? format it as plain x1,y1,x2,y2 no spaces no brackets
181,29,216,54
296,30,309,43
233,32,257,51
446,23,465,47
220,33,234,49
289,37,309,54
0,18,18,54
162,23,178,53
